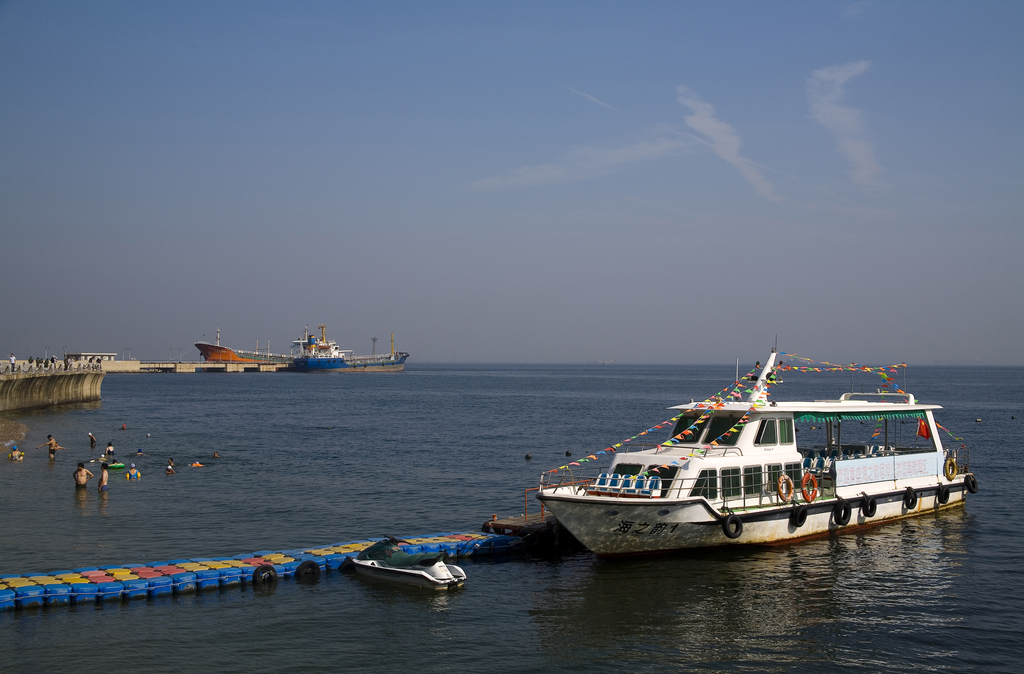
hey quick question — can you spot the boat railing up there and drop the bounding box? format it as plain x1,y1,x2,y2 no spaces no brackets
946,443,971,474
539,467,827,509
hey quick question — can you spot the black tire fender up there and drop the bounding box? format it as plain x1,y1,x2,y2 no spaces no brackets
833,499,852,526
936,484,950,505
862,495,877,518
964,473,979,494
294,560,321,583
903,487,918,509
790,504,809,528
722,514,743,540
252,564,278,586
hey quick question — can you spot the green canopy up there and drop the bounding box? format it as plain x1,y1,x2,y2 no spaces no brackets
793,410,925,423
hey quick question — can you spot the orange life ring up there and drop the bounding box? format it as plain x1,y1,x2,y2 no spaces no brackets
777,475,795,503
801,472,819,503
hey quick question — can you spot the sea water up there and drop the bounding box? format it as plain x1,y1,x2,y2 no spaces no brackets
1,364,1021,672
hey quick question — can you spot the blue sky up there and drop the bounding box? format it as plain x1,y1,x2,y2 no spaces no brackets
1,1,1021,364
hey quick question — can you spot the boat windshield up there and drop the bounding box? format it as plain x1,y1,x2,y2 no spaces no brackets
613,463,645,476
703,414,743,446
670,414,709,444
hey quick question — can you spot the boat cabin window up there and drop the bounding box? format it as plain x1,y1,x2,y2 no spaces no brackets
721,467,741,498
767,464,782,491
670,414,708,443
754,420,777,445
704,415,743,446
651,465,675,495
743,466,763,496
613,463,644,476
778,419,794,445
785,462,802,484
689,469,717,499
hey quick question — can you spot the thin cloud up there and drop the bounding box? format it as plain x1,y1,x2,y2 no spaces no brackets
843,1,868,19
569,87,627,116
807,60,885,188
471,130,693,189
675,86,781,201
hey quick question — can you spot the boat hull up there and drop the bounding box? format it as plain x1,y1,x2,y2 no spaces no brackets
540,477,970,557
350,559,466,589
194,343,291,364
292,354,408,372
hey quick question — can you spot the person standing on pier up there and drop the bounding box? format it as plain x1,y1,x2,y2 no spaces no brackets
8,353,14,372
74,463,93,488
37,435,64,460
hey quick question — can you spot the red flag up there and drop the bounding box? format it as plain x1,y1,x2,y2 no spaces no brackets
916,419,931,439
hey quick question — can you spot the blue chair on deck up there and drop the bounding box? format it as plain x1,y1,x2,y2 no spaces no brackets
620,476,636,495
647,476,662,498
595,473,610,492
607,474,622,492
634,477,648,496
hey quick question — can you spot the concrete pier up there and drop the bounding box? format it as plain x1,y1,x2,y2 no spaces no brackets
97,360,289,373
0,362,105,412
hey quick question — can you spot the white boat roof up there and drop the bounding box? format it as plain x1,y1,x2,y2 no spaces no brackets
670,399,939,412
663,353,940,420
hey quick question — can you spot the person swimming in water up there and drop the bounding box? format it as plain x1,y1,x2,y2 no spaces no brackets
8,446,23,461
74,463,94,487
126,463,141,480
37,435,65,460
88,432,97,449
105,442,114,457
98,463,109,491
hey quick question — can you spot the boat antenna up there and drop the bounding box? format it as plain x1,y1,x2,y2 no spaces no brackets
391,333,394,356
216,326,220,347
774,334,777,352
372,337,378,356
736,358,739,382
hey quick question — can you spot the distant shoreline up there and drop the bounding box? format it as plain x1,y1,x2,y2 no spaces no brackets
1,417,28,445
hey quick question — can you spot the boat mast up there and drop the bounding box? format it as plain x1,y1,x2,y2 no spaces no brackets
391,333,394,356
746,348,778,403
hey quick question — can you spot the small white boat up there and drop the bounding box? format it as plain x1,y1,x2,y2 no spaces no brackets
345,539,466,590
538,350,978,557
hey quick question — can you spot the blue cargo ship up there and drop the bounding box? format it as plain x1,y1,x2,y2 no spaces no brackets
290,325,408,372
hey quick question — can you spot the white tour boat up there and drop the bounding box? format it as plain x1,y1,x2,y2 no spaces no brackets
537,350,977,557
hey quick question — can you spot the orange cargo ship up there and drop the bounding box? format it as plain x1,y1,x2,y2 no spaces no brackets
194,328,292,364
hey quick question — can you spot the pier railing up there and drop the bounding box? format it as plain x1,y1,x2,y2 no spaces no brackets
1,361,103,376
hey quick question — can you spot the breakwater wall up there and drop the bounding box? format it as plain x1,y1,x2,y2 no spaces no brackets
0,362,104,412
